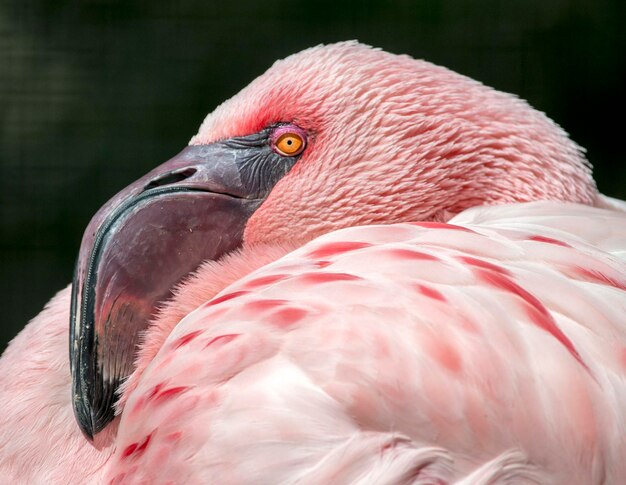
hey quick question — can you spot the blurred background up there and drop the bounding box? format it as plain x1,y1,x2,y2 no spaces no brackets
1,0,624,350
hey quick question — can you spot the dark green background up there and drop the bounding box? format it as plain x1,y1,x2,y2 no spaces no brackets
1,0,624,351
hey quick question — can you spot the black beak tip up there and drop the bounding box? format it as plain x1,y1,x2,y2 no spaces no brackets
74,396,118,441
73,369,120,441
72,347,118,441
73,395,95,441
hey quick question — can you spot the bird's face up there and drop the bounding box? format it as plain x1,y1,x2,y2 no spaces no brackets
70,42,595,440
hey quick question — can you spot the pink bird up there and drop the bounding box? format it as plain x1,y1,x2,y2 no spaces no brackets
1,42,625,483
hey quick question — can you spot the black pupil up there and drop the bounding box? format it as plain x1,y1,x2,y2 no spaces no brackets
287,139,292,145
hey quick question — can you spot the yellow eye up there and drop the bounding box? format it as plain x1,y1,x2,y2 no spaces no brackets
275,132,305,156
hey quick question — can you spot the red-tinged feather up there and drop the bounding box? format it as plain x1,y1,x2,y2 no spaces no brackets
153,387,189,404
306,241,372,259
171,330,204,350
241,273,289,290
203,290,250,307
474,267,586,368
410,222,476,233
527,235,572,248
574,266,626,292
203,334,241,350
414,283,447,302
297,272,363,285
457,255,512,276
386,248,441,262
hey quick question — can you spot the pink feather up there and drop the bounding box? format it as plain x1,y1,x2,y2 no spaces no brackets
1,42,625,484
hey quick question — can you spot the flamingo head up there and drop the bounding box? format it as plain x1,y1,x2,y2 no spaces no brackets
70,41,596,439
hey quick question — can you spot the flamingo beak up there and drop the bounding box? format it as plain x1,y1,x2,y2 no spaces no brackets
70,133,295,440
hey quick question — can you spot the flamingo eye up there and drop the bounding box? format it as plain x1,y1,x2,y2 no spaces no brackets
271,126,307,157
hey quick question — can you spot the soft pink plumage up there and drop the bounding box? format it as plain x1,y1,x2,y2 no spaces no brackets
2,42,625,484
108,203,626,484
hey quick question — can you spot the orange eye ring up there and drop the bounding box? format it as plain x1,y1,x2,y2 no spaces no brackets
273,130,306,157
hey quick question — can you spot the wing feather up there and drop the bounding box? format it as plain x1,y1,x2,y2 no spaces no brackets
108,202,626,484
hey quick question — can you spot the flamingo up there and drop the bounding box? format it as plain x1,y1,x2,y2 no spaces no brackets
1,41,625,483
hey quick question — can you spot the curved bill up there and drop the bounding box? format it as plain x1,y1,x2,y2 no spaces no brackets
70,143,266,440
